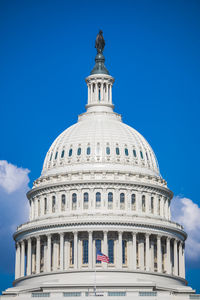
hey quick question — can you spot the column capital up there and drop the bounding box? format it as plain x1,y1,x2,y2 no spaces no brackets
60,232,65,237
36,236,41,241
145,233,150,238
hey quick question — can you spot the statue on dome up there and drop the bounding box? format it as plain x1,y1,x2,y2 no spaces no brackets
95,30,105,54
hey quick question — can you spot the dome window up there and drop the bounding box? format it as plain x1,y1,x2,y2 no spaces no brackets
77,147,81,156
61,194,66,211
151,197,154,213
122,240,127,265
106,147,110,155
87,147,91,155
108,239,114,264
131,194,136,211
52,196,56,213
120,193,125,209
61,150,65,158
142,195,146,212
55,152,58,160
140,151,144,159
44,197,47,214
125,148,129,156
116,147,120,155
146,152,149,160
72,193,77,210
133,149,137,158
108,192,113,209
49,153,53,161
96,192,101,208
83,192,89,209
69,148,73,157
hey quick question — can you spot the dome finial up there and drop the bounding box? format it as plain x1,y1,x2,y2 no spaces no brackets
95,30,105,54
91,30,109,75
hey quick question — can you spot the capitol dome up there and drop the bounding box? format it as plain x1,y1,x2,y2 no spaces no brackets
2,32,196,300
42,105,160,178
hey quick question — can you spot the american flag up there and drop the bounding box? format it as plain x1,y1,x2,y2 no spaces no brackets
96,250,109,263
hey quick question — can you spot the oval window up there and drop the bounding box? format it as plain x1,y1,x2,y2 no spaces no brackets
87,147,91,155
61,150,65,158
69,148,73,157
77,148,81,156
106,147,110,155
125,148,129,156
116,147,120,155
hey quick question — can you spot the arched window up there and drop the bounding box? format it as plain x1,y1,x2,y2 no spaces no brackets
108,192,113,209
106,147,110,155
122,240,127,265
44,197,47,214
70,240,74,265
158,198,161,215
120,193,125,209
142,195,145,212
131,194,136,210
140,151,144,159
61,194,66,211
69,148,73,157
83,192,89,209
151,197,154,213
96,192,101,208
87,147,91,155
108,239,114,264
55,152,58,160
72,193,77,210
116,147,120,155
52,196,56,213
77,147,81,156
38,199,40,216
82,240,88,264
133,149,137,158
125,148,129,156
96,239,102,263
61,150,65,158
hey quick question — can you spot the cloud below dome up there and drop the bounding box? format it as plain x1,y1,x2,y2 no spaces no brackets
0,160,30,272
171,196,200,265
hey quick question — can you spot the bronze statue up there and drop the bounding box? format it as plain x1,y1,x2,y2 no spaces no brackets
95,30,105,54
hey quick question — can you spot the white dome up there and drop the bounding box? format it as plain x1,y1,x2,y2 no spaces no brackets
42,108,160,178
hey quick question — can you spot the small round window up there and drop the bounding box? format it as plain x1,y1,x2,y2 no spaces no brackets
125,148,129,156
106,147,110,155
87,147,91,155
69,149,73,157
77,148,81,156
61,150,65,158
116,147,120,155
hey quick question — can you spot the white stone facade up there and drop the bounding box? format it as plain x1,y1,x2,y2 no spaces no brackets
1,52,198,300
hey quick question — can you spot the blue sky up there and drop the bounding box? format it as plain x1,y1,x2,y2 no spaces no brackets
0,0,200,294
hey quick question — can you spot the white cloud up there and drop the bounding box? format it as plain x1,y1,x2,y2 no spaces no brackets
171,196,200,262
0,160,30,272
0,160,30,194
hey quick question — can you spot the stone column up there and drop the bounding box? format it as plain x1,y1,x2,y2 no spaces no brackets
157,235,162,273
74,232,78,269
166,237,171,274
20,241,25,277
145,234,150,271
47,234,51,272
173,239,178,276
103,231,108,269
110,83,112,103
154,196,158,216
95,82,98,102
132,233,137,270
150,239,155,272
118,231,122,269
15,243,21,279
36,236,41,274
178,242,183,277
89,231,93,269
138,237,144,270
60,233,64,270
182,243,185,278
27,238,32,275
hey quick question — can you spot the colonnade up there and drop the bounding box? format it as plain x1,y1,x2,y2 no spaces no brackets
87,79,113,105
15,231,185,280
29,191,171,221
